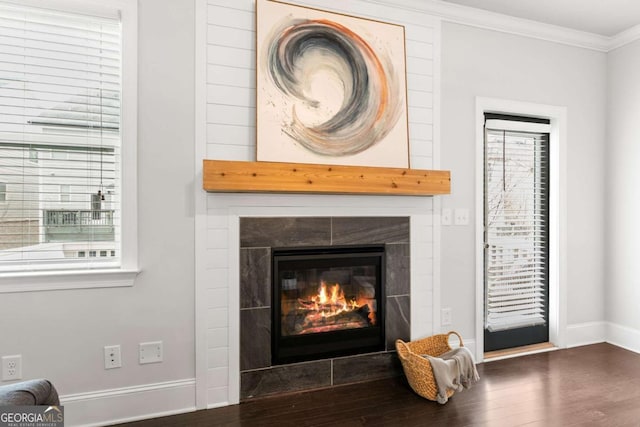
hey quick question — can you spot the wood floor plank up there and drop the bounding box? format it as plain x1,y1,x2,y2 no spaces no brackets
116,343,640,427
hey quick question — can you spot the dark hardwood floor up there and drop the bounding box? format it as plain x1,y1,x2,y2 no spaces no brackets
118,343,640,426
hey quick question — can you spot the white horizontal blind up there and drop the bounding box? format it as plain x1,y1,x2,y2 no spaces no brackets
0,2,121,271
484,118,549,332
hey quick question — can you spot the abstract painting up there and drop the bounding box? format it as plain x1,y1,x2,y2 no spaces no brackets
256,0,409,168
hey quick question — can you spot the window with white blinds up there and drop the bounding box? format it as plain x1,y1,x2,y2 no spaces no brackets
484,116,549,332
0,2,122,272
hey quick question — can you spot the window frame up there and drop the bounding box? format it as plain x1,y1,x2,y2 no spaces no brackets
483,117,550,350
0,0,138,293
474,97,567,362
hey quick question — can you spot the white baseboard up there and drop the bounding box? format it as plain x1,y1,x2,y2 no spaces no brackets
606,322,640,354
463,339,477,359
447,335,476,357
207,401,230,410
565,321,607,348
60,379,196,427
453,322,640,362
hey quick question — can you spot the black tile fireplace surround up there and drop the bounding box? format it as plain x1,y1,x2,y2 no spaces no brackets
240,217,411,400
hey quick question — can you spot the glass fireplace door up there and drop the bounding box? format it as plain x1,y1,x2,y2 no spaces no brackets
272,245,385,364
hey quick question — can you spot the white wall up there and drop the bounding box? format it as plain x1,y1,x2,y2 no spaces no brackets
200,0,440,407
0,0,196,425
440,23,607,342
605,39,640,350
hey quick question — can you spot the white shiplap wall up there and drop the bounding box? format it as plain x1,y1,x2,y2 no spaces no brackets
199,0,441,407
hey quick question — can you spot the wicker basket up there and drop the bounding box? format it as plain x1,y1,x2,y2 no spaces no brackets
395,331,464,401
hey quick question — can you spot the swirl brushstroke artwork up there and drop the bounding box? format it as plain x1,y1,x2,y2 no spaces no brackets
256,0,409,168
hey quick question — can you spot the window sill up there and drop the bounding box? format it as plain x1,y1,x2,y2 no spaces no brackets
0,268,140,293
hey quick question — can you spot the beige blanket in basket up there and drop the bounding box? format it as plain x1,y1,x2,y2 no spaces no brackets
425,346,479,404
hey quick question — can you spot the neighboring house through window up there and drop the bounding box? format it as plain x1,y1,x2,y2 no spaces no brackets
0,0,138,285
60,185,70,203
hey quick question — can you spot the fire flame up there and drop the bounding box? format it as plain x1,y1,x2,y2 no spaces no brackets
312,281,350,313
304,281,375,325
283,281,377,337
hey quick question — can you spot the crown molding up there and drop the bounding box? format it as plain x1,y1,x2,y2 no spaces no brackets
608,24,640,51
433,1,610,52
367,0,640,53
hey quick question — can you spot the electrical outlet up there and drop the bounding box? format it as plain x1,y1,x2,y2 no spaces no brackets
139,341,163,365
441,308,452,326
104,345,122,369
2,355,22,381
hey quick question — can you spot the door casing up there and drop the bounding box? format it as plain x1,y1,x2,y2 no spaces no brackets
474,97,567,362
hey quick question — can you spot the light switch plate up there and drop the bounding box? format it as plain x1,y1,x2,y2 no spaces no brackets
441,208,452,226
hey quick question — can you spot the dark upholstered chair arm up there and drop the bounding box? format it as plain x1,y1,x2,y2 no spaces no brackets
0,379,60,406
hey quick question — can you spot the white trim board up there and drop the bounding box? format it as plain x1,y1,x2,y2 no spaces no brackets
608,24,640,52
60,379,196,427
565,322,640,355
366,0,637,52
0,269,139,293
194,0,209,411
607,322,640,355
431,18,443,335
449,337,476,357
566,322,607,348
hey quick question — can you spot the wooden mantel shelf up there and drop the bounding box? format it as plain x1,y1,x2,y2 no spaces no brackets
203,160,450,196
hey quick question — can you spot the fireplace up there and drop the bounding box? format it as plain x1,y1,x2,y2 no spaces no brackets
239,216,410,400
272,245,385,364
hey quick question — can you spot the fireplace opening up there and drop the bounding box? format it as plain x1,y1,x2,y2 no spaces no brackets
272,245,385,365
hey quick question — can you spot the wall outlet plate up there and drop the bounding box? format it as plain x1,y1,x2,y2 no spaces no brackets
104,345,122,369
441,308,452,326
139,341,163,365
2,355,22,381
454,208,470,226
